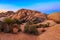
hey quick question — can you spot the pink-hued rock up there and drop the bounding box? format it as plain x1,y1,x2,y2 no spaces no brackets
37,24,60,40
12,27,19,34
42,20,57,27
48,12,60,23
12,9,47,21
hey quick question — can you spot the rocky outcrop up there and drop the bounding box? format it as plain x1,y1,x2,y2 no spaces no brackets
48,12,60,23
41,20,57,27
37,24,60,40
0,11,15,18
12,9,47,23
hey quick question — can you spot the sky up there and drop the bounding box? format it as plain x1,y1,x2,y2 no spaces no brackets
0,0,60,14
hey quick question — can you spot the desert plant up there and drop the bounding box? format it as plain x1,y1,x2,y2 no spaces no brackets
44,22,50,28
37,24,44,28
24,21,38,35
14,19,21,24
24,21,33,32
29,25,39,35
0,22,7,32
4,17,16,24
2,23,10,33
38,23,50,28
3,18,16,33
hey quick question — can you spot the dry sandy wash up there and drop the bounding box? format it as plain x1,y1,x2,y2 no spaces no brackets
0,32,38,40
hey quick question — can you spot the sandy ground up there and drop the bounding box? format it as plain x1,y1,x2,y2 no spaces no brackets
0,32,38,40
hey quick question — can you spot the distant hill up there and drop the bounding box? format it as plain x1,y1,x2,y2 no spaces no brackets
12,9,47,23
0,10,7,13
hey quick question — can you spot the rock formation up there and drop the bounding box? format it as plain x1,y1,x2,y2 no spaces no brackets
48,12,60,23
12,9,47,23
37,24,60,40
41,20,57,27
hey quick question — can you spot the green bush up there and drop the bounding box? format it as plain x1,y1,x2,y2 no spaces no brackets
4,17,16,24
0,18,21,33
3,23,21,33
24,21,39,35
29,25,38,35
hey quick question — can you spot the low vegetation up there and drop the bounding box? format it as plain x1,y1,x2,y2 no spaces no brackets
4,17,16,24
24,21,39,35
0,17,21,33
0,17,49,35
37,23,50,28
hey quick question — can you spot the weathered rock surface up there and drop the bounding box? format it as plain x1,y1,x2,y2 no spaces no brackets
12,9,47,23
37,24,60,40
48,12,60,23
0,11,15,18
41,20,57,27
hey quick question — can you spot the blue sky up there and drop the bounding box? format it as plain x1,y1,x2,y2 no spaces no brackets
0,0,60,14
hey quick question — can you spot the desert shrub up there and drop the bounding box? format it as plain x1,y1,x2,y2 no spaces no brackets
3,23,21,33
14,19,21,24
0,22,6,32
3,18,16,33
43,23,50,28
29,25,39,35
38,23,50,28
24,21,32,33
24,21,39,35
3,18,21,33
4,17,16,24
0,18,21,33
37,24,44,28
2,23,11,33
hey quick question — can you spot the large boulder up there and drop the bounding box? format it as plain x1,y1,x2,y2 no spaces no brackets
12,24,21,33
12,9,47,23
41,20,57,27
48,12,60,23
37,24,60,40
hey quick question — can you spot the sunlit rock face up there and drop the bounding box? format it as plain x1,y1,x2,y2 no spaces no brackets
41,20,57,27
48,12,60,23
12,9,47,23
37,24,60,40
